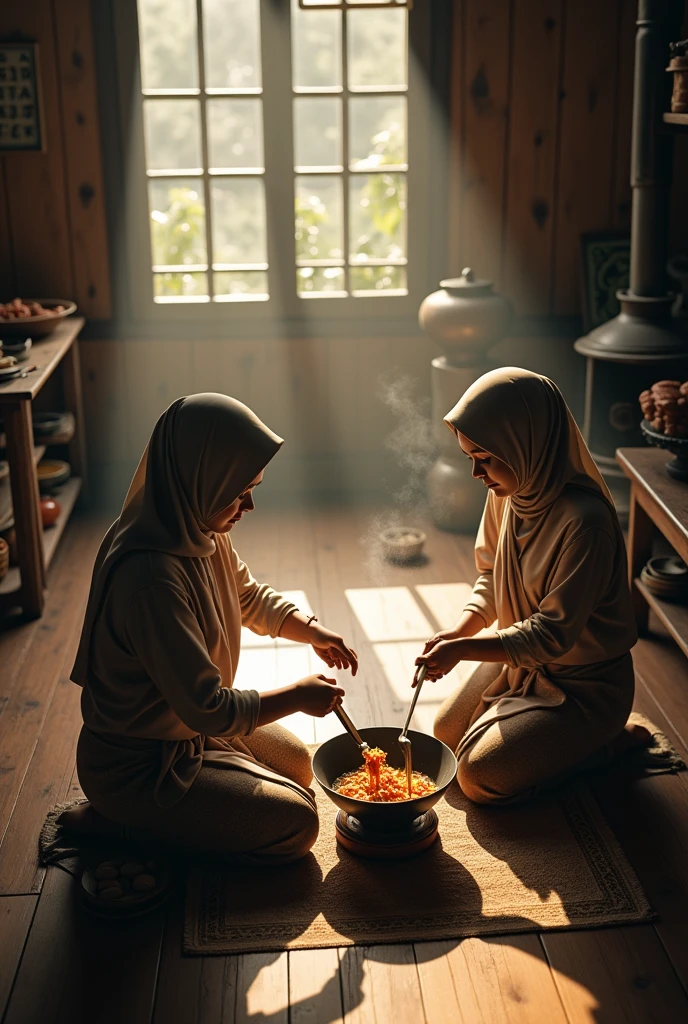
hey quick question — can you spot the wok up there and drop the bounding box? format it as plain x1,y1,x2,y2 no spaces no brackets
312,726,457,832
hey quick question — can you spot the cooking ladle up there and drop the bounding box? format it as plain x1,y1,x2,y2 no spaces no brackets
333,703,370,756
398,663,427,797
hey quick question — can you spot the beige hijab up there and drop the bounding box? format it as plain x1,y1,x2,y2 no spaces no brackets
444,366,620,628
72,393,283,686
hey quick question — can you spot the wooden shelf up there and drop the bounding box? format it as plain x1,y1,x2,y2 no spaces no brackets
662,112,688,131
635,577,688,660
0,477,81,605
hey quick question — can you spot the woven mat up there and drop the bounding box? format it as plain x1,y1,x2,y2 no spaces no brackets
184,713,680,955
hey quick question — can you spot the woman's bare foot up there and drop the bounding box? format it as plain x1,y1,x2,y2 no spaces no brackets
610,722,653,758
58,802,121,837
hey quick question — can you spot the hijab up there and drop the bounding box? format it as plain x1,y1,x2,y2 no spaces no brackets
444,366,613,520
72,393,283,686
444,367,621,629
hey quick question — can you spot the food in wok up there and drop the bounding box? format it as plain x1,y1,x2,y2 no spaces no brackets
333,745,437,802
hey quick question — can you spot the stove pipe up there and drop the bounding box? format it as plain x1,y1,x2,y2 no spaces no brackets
574,0,687,516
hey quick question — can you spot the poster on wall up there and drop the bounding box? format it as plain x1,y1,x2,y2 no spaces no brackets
0,42,44,153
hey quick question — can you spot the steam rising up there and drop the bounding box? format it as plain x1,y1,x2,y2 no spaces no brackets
362,373,438,579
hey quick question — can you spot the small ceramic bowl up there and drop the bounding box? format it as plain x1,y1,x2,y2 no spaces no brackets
645,555,688,580
640,563,688,602
380,527,426,564
0,338,31,362
37,459,70,493
32,412,64,437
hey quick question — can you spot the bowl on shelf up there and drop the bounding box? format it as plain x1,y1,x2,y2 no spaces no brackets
380,526,427,564
0,299,76,339
641,419,688,481
640,555,688,602
32,411,74,444
37,459,70,493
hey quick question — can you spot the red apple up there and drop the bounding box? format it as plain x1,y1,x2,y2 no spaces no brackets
40,498,61,527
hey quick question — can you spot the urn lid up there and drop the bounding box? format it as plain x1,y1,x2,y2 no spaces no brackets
439,267,494,297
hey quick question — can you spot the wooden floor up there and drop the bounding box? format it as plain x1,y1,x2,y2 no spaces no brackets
2,508,688,1023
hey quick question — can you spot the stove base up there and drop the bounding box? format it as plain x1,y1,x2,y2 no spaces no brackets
334,808,439,859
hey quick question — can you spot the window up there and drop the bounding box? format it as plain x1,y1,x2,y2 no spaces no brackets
116,0,439,327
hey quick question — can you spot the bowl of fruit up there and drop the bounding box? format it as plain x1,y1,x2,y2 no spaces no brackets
639,379,688,481
0,298,77,338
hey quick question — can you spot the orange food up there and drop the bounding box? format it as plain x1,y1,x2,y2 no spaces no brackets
333,746,436,802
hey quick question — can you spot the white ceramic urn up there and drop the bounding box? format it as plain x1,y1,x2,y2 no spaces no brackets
419,268,512,368
420,268,513,531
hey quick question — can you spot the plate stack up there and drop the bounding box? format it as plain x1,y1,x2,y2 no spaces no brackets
640,556,688,603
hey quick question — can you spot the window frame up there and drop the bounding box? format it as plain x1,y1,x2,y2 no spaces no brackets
109,0,447,337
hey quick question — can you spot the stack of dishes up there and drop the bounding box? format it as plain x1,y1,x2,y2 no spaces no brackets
640,555,688,602
0,356,22,383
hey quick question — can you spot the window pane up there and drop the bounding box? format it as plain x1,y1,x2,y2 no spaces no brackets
350,264,406,294
207,99,264,169
292,1,342,89
347,9,406,89
350,172,406,260
149,179,207,265
294,98,342,169
143,99,202,171
295,176,343,261
349,96,406,170
154,271,208,298
211,179,267,264
297,266,345,296
214,270,268,299
138,0,198,90
203,0,262,89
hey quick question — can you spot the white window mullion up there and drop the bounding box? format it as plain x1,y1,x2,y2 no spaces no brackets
194,0,215,301
341,10,351,296
259,0,299,317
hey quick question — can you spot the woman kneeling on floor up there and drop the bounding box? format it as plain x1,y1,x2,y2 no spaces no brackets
60,394,357,863
416,367,649,805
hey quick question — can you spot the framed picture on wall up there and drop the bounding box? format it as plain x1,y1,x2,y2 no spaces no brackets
580,232,630,332
0,42,44,153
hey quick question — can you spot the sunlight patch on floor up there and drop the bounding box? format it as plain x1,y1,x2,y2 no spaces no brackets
345,586,433,642
415,582,474,630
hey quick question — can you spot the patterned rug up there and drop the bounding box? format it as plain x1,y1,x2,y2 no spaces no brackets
184,713,680,955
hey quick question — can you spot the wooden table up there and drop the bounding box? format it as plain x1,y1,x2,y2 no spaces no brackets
617,446,688,656
0,318,87,618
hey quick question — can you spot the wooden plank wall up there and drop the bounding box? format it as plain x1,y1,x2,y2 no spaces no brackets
449,0,688,315
1,0,684,322
0,0,111,316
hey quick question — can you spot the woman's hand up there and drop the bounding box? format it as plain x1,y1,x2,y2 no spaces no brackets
421,628,459,654
415,638,463,681
296,674,346,717
309,625,358,676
